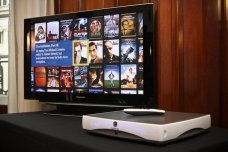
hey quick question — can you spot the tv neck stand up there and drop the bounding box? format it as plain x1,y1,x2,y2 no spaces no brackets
43,103,131,117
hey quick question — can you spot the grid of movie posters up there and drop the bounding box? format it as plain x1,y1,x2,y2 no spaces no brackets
30,11,144,94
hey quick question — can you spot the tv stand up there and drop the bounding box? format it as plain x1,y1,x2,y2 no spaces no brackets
43,102,133,117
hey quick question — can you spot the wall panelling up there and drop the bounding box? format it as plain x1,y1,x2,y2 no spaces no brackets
54,0,227,127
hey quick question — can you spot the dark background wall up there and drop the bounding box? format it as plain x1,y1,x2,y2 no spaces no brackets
54,0,226,128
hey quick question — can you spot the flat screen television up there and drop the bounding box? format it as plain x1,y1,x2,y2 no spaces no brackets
24,3,155,113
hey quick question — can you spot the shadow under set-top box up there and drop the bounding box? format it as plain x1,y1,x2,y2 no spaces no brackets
82,111,211,144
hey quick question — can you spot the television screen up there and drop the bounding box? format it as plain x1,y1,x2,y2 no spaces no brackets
24,4,155,108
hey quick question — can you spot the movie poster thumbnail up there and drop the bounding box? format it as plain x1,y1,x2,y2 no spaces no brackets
75,89,88,93
60,67,73,89
74,66,88,88
138,38,143,63
31,67,34,87
47,89,59,92
104,39,119,64
138,13,143,36
88,17,103,39
47,67,60,88
89,89,103,94
104,65,119,88
104,90,120,94
35,22,46,43
104,14,119,38
120,13,136,37
30,25,35,52
47,21,59,42
121,64,137,89
121,38,137,63
138,64,143,89
35,88,46,92
34,67,46,87
88,40,103,64
73,40,88,65
138,90,144,95
73,18,88,40
60,19,73,40
88,65,103,88
121,90,137,94
60,89,73,93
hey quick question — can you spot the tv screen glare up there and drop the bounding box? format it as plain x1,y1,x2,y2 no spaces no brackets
24,4,155,108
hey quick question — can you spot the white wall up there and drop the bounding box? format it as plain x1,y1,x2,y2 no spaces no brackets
8,0,54,113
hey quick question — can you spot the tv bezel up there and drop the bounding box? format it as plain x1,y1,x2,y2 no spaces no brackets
24,3,155,108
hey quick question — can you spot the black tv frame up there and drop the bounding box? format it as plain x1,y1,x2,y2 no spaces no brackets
24,3,155,111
